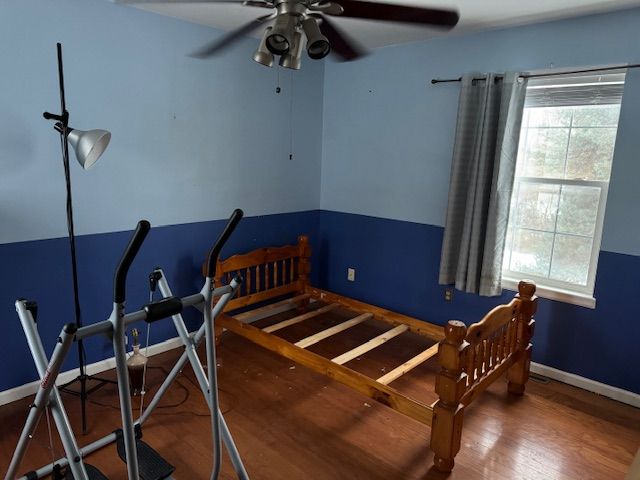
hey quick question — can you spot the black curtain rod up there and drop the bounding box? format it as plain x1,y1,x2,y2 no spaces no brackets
431,63,640,84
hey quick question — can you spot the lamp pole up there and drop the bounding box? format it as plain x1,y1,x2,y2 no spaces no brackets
44,43,114,434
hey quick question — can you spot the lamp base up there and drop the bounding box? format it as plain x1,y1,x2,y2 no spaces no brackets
58,374,118,434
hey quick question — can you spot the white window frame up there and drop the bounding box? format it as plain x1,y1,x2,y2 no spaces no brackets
502,176,609,309
501,75,625,309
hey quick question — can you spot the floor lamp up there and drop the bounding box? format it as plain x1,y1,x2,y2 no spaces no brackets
43,43,112,434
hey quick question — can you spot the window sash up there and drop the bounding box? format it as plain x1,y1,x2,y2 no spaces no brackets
503,176,609,297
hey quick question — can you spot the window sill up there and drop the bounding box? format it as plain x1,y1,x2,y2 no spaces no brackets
501,278,596,309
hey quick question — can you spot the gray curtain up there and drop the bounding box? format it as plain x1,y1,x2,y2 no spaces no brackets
439,72,528,296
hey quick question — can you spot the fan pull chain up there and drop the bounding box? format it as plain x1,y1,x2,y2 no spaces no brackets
289,70,294,160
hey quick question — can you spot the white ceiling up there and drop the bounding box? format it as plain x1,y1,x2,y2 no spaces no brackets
124,0,640,48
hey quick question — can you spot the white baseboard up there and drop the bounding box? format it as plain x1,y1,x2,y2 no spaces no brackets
531,362,640,409
0,336,183,407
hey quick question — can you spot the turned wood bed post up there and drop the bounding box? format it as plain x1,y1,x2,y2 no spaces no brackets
297,235,311,310
507,280,537,395
430,320,469,473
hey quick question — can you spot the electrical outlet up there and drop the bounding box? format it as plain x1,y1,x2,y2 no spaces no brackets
347,268,356,282
444,288,454,302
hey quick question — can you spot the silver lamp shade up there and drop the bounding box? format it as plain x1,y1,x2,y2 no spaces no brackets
253,27,275,67
279,30,304,70
67,128,111,170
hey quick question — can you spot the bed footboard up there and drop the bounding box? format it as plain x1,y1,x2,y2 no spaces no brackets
430,281,537,472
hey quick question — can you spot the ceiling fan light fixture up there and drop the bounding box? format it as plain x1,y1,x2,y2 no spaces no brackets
253,26,275,67
279,30,304,70
266,14,296,55
302,17,330,59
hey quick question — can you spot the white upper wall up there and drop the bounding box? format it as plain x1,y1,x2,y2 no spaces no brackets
0,0,324,244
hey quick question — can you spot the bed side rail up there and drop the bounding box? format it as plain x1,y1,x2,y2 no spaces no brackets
210,235,311,311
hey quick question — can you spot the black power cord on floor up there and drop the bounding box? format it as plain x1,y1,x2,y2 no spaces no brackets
82,366,235,417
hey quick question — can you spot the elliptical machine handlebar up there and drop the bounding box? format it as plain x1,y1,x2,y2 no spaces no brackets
206,209,244,278
113,220,151,303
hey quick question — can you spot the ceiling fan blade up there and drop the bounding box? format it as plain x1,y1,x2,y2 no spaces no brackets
325,0,459,28
117,0,275,7
316,15,366,61
190,14,274,58
117,0,252,4
243,0,273,7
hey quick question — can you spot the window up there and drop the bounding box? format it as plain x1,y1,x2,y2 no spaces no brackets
502,72,626,308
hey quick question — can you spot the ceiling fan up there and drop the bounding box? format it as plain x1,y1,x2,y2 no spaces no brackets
119,0,459,70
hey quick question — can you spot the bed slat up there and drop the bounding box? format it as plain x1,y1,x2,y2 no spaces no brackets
218,313,434,426
377,343,439,385
232,294,311,323
295,313,372,349
226,283,300,312
332,325,409,365
263,303,340,333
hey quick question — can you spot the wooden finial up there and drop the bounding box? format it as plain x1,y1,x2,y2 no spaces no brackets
444,320,467,344
517,280,536,300
297,234,309,247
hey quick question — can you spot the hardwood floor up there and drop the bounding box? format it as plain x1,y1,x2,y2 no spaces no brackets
1,310,639,479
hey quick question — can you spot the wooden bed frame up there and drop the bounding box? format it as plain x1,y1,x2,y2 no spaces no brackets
209,235,537,473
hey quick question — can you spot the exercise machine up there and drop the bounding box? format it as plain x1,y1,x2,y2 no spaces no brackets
5,209,249,480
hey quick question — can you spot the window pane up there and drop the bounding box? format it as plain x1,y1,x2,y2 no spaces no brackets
566,127,617,181
572,105,621,127
513,182,560,231
556,186,601,236
509,229,554,277
521,128,569,178
550,235,593,285
527,107,572,127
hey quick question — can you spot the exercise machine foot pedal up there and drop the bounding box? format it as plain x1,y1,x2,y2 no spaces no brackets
115,429,175,480
63,463,109,480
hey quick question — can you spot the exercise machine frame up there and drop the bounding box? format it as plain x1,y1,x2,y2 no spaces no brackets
5,210,248,480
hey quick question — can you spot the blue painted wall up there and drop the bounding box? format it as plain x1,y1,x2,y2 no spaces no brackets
0,0,324,391
0,211,321,392
321,8,640,255
2,0,640,397
318,211,640,394
320,9,640,394
0,0,324,244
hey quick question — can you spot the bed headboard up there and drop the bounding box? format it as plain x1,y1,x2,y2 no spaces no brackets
211,235,311,312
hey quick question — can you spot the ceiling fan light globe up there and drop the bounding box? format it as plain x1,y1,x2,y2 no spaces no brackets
267,13,296,55
253,50,275,67
266,34,290,55
307,39,330,59
279,30,304,70
302,17,330,60
254,26,275,67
